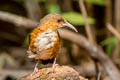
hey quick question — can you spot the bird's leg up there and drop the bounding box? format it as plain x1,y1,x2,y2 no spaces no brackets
33,60,39,73
51,57,56,72
46,57,58,74
30,60,39,76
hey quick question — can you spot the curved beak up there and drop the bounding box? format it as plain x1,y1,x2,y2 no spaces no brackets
62,22,78,32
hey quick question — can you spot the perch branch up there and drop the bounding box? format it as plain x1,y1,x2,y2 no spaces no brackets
20,66,88,80
0,11,120,80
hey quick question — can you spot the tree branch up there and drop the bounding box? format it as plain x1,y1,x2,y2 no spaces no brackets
0,11,38,28
59,29,120,80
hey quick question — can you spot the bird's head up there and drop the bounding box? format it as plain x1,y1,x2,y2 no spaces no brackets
39,13,78,32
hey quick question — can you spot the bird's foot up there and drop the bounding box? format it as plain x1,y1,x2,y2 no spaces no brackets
33,67,39,73
32,60,39,73
30,67,39,77
46,64,58,74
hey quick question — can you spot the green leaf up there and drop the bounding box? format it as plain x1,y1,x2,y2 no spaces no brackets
23,35,29,46
100,36,117,56
100,36,117,46
106,42,115,56
39,64,45,68
46,4,61,14
61,12,95,26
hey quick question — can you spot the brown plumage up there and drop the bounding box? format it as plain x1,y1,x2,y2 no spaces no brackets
27,13,77,72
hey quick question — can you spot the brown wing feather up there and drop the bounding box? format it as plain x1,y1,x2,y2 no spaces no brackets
29,28,44,52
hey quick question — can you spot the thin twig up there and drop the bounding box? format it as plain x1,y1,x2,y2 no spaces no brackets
105,0,112,38
79,0,95,43
97,72,101,80
107,23,120,40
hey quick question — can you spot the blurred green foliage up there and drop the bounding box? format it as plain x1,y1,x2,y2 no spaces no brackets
24,35,29,45
46,3,95,26
100,36,117,56
62,12,95,26
46,4,61,14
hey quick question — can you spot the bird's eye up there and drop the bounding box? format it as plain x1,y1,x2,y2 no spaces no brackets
57,19,63,23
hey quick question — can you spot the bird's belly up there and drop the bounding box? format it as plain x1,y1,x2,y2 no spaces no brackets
35,40,60,60
33,30,60,60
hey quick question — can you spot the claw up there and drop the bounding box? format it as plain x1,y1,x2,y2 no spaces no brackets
32,60,39,75
46,64,58,74
46,58,58,74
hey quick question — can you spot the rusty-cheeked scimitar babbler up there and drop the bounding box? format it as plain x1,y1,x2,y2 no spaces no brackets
27,13,78,72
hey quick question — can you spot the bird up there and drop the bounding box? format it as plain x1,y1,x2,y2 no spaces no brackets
27,13,78,73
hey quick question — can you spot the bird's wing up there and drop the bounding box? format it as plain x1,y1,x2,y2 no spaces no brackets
28,28,44,52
